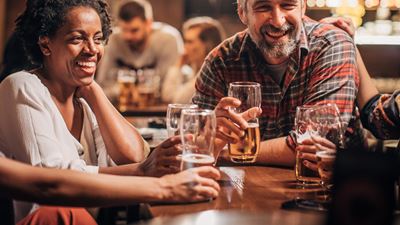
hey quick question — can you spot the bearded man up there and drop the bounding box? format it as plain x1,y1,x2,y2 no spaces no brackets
192,0,365,166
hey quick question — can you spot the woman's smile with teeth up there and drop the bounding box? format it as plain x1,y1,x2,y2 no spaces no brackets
76,61,96,67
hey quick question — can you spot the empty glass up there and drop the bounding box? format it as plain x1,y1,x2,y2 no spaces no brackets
180,109,216,170
166,104,198,138
228,82,262,163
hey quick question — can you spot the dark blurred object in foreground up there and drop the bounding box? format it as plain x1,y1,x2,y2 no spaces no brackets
327,150,399,225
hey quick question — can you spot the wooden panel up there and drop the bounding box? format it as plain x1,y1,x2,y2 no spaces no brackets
357,44,400,78
0,0,5,63
148,0,184,29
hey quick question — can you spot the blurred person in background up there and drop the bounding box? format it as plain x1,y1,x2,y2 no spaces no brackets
0,0,186,221
162,17,226,104
96,0,183,100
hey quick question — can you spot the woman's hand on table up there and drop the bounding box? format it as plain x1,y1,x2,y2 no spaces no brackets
159,166,220,202
296,136,336,172
139,136,182,177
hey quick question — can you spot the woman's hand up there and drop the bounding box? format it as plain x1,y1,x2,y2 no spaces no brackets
75,81,101,100
296,136,336,172
320,17,355,38
159,166,220,202
138,136,182,177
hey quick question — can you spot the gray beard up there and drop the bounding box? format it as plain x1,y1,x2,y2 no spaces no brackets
256,37,297,59
249,23,299,59
256,37,296,58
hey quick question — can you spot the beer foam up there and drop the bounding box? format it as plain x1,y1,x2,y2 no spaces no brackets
118,76,134,82
316,150,336,159
248,122,259,128
296,130,312,144
182,154,215,164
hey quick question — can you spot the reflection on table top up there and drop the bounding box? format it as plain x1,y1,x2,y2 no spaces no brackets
134,209,324,225
149,163,325,218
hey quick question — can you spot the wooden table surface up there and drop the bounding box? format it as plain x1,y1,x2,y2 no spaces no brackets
149,162,325,217
134,209,324,225
126,116,326,218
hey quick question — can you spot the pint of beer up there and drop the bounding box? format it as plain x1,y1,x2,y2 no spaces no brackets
294,104,344,185
296,150,320,183
294,106,320,183
316,150,336,188
228,82,261,163
117,69,136,111
137,86,155,108
228,122,260,163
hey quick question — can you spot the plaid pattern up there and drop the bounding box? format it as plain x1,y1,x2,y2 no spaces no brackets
193,17,365,147
362,91,400,139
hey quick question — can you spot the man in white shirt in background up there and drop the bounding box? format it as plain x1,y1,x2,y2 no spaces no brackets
96,0,183,100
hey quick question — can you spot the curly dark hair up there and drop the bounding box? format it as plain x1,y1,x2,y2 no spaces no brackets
15,0,112,66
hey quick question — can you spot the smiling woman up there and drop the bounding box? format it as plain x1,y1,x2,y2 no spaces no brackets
0,0,186,222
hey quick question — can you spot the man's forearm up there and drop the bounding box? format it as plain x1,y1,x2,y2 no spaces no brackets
257,137,295,167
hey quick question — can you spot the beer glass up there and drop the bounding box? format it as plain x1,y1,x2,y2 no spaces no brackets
117,69,136,111
294,105,320,184
228,82,261,163
166,104,198,138
136,69,158,108
307,104,344,189
180,109,216,170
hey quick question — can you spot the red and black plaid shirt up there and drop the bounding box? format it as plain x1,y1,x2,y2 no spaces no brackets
193,17,365,148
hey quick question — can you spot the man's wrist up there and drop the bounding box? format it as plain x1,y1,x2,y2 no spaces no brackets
286,131,297,151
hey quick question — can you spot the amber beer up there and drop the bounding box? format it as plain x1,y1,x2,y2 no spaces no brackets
118,77,135,111
137,87,155,108
228,123,260,163
181,153,215,170
296,152,320,183
316,150,336,186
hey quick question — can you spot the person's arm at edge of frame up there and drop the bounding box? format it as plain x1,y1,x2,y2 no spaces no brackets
0,157,220,207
